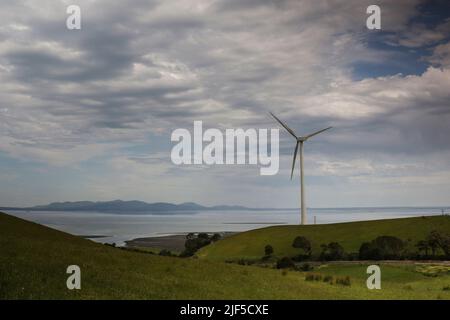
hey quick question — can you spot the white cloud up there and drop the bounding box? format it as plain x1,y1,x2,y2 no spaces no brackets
428,42,450,67
0,0,449,207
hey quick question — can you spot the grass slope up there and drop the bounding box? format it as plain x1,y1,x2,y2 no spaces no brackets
198,216,450,261
1,212,449,299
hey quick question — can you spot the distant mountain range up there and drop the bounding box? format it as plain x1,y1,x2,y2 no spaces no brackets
0,200,254,213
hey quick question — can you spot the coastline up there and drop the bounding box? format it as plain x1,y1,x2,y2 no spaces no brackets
125,232,237,252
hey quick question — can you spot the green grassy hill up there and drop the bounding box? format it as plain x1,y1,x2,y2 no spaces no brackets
1,212,449,299
198,216,450,261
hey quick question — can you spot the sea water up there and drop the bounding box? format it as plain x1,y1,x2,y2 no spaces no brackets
4,207,445,246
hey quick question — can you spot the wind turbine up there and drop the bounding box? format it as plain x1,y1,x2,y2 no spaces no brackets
270,112,332,225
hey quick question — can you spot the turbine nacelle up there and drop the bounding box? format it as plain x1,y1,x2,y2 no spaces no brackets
269,112,331,144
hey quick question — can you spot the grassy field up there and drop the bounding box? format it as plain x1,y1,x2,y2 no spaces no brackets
198,216,450,261
1,212,449,299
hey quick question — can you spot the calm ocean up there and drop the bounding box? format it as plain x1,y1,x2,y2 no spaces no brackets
5,207,446,246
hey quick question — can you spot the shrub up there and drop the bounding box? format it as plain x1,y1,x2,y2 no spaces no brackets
179,249,195,257
346,252,359,261
276,257,295,269
323,275,333,283
344,276,351,286
237,259,246,265
313,274,323,281
264,244,274,256
211,233,222,242
336,276,351,286
159,249,173,256
305,273,325,281
305,274,315,281
292,236,312,256
292,254,310,262
403,285,413,291
261,255,272,262
236,259,256,266
298,263,313,272
121,247,155,255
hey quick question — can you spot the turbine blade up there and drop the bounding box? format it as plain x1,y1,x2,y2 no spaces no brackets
305,126,332,139
290,142,299,180
269,112,297,138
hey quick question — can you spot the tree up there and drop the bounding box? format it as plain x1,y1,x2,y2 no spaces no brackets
320,242,345,261
426,231,441,256
372,236,405,259
440,235,450,257
211,233,222,242
292,236,312,256
359,242,373,260
359,243,382,260
182,234,212,257
186,233,195,240
358,236,405,260
198,233,209,240
264,244,274,256
416,240,430,256
427,230,450,257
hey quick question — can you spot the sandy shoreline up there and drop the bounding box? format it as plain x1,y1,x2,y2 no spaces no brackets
125,232,236,252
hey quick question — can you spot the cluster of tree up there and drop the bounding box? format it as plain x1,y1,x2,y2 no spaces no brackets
415,230,450,258
290,236,347,261
180,232,222,257
292,236,311,255
319,242,345,261
359,231,450,260
263,230,450,265
359,236,405,260
290,236,312,261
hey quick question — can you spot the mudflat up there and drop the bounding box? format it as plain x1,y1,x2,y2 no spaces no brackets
125,232,236,252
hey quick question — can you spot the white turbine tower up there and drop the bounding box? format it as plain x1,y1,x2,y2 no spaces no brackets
270,112,332,225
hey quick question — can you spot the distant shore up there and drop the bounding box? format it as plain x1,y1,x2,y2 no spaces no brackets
125,232,237,252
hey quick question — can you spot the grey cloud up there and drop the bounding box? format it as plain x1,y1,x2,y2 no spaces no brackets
0,0,449,162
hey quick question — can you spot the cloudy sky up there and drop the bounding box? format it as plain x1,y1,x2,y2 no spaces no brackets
0,0,449,208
